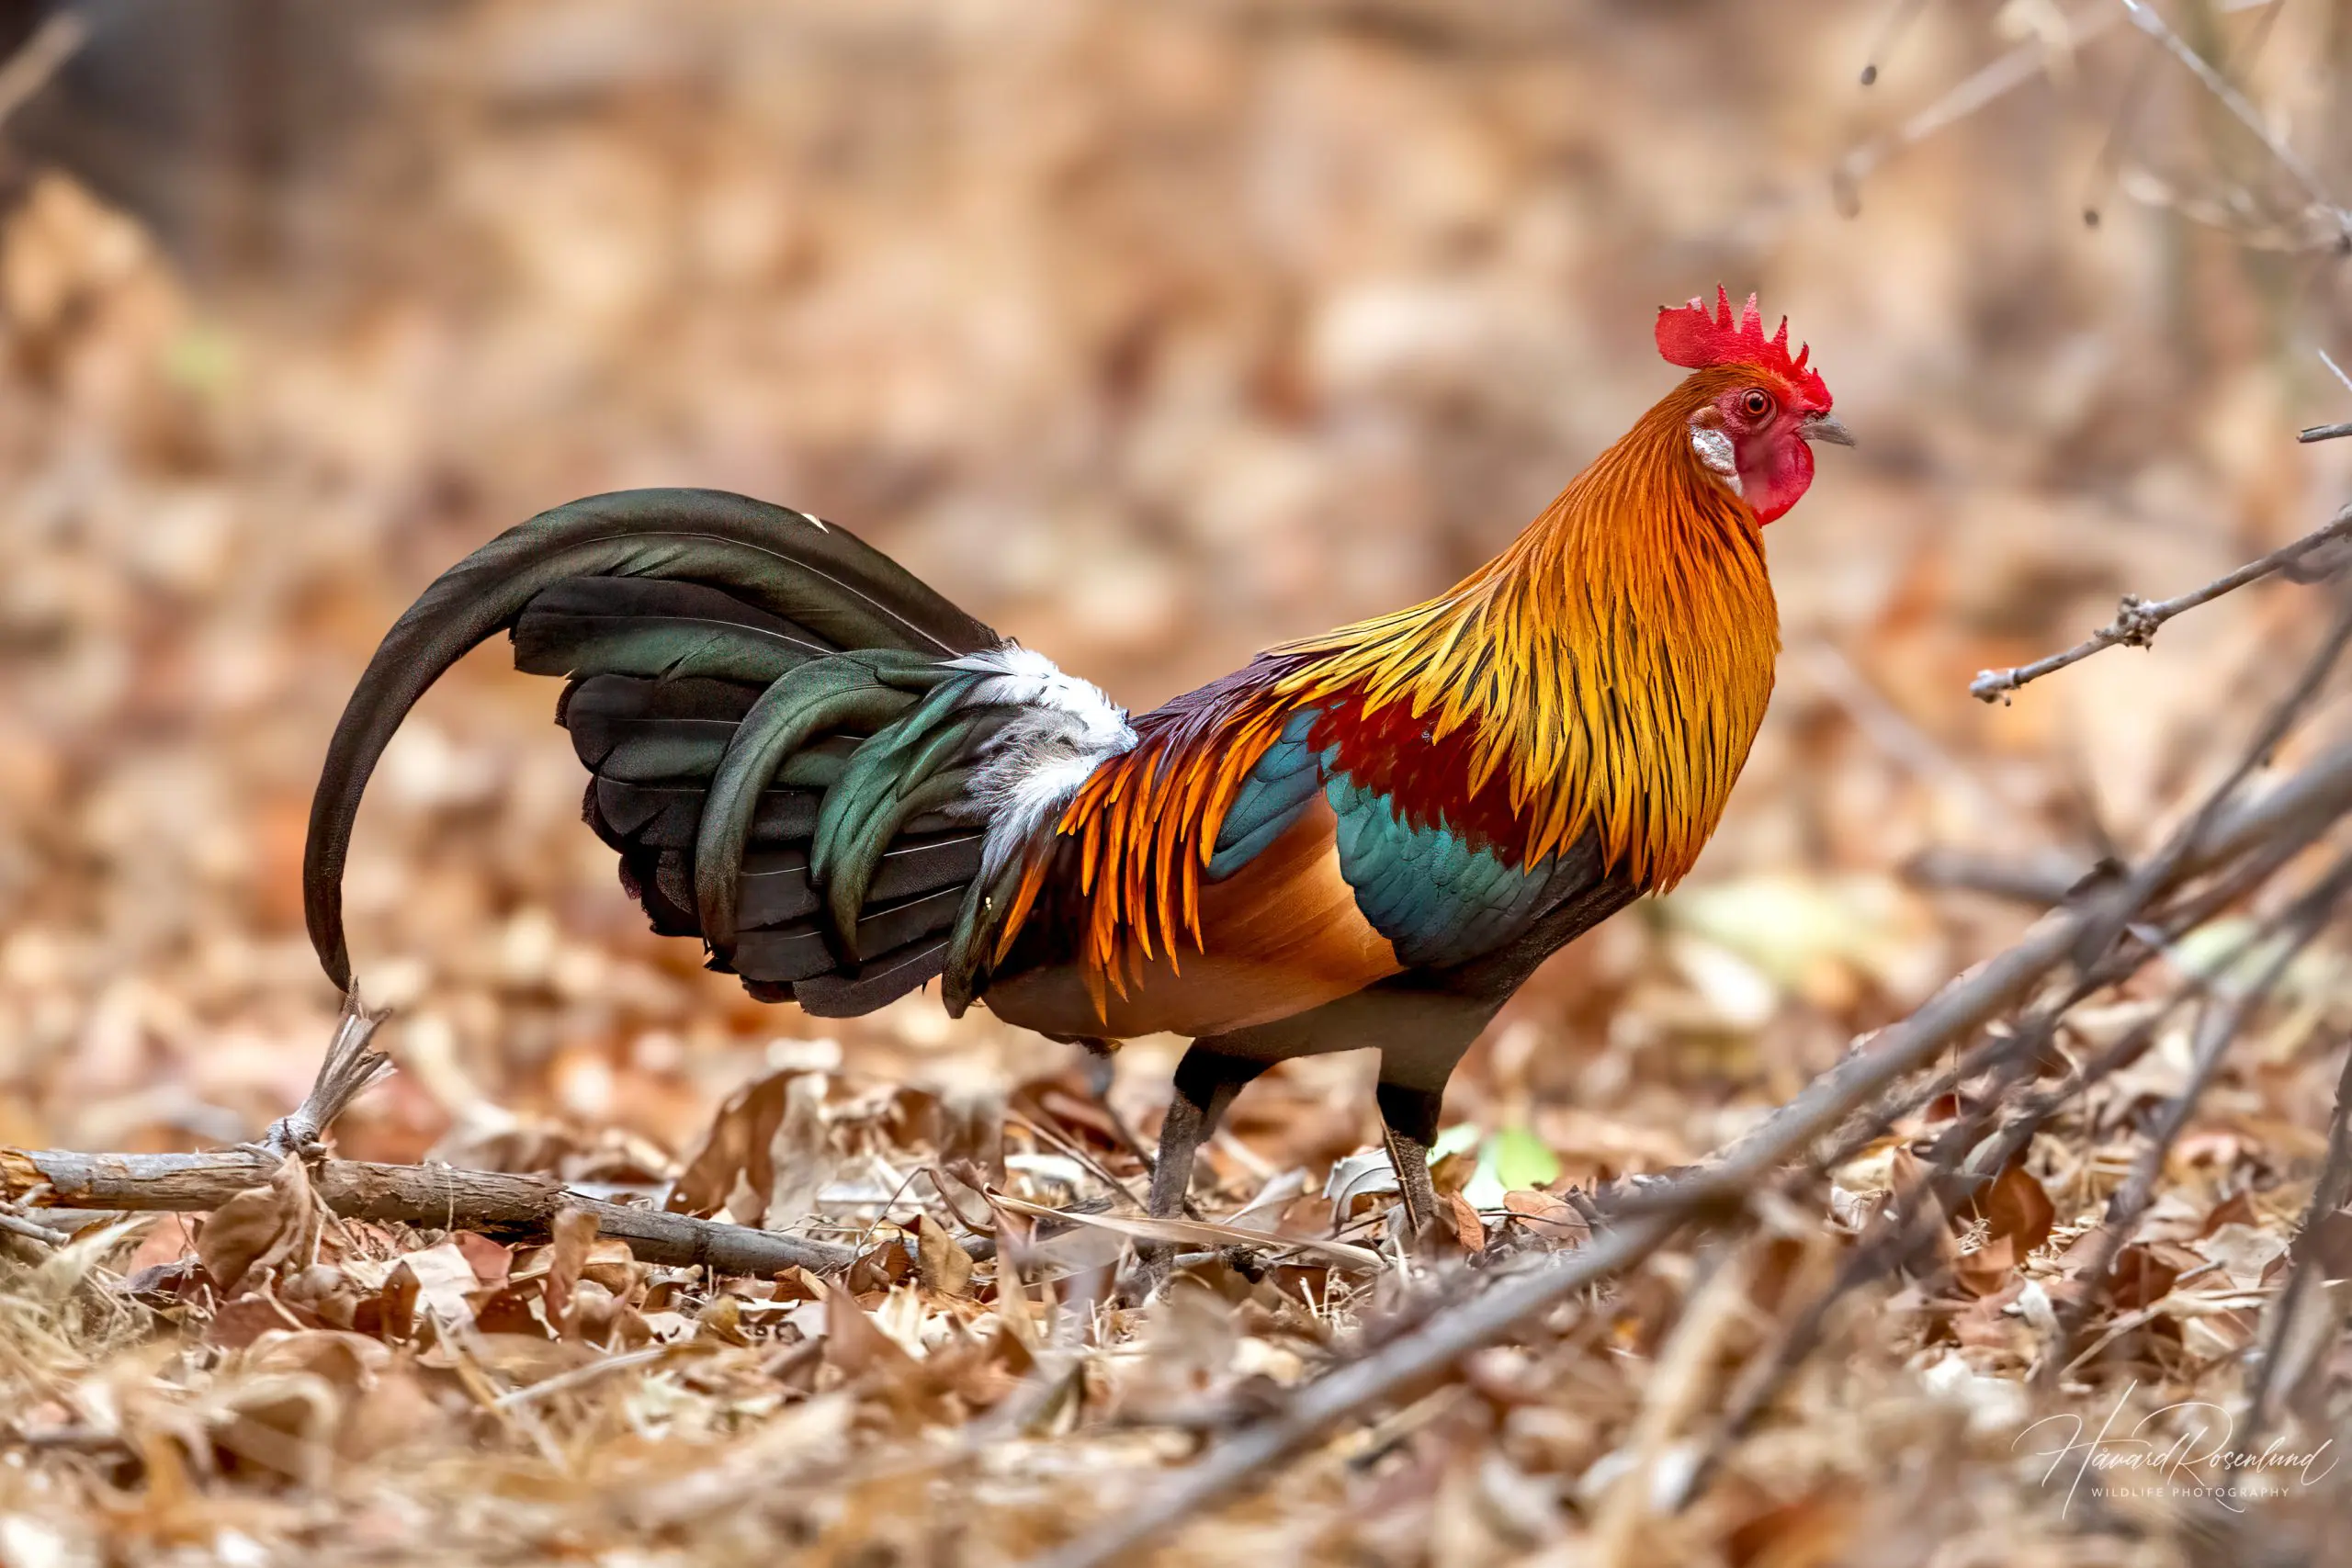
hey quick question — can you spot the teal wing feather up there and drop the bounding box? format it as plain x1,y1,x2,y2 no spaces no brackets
1325,772,1578,967
1199,704,1585,971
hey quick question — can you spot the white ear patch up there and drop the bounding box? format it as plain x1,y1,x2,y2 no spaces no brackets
1690,425,1742,497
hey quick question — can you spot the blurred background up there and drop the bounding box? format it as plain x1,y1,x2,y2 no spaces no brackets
1,0,2349,1195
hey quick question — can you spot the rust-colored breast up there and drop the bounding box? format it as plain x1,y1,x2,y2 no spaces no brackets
982,795,1399,1042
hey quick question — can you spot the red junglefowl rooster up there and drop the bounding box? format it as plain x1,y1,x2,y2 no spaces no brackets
305,288,1849,1244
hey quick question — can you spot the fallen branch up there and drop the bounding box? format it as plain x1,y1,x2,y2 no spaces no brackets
1901,845,2091,907
1,988,857,1277
2039,851,2352,1384
2239,1026,2352,1437
0,1146,854,1275
1969,503,2352,703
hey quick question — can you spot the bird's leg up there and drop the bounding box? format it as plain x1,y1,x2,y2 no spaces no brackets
1375,1080,1447,1250
1127,1043,1266,1298
1146,1045,1265,1218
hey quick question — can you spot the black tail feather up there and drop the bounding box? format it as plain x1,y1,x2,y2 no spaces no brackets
306,488,996,991
796,936,955,1018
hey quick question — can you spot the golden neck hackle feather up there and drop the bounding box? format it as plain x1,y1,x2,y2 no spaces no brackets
1272,366,1781,887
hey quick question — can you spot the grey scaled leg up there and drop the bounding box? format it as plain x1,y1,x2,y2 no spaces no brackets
1125,1043,1269,1300
1375,1080,1446,1247
1146,1043,1270,1220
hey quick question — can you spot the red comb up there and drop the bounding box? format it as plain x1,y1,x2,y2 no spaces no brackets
1655,286,1829,407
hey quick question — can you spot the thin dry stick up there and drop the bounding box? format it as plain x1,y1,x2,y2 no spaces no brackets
2236,1034,2352,1436
2037,851,2352,1386
1589,1247,1754,1565
1841,784,2347,1182
1970,504,2352,703
1690,998,2179,1498
0,8,85,131
1689,804,2343,1498
0,1209,68,1248
2064,588,2352,1004
2116,0,2351,243
1025,1213,1688,1568
1837,4,2122,203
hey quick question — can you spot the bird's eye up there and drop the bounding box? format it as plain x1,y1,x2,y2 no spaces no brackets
1741,389,1774,419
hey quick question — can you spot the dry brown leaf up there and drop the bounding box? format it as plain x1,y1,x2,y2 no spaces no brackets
207,1293,327,1351
194,1373,343,1489
389,1243,479,1338
1724,1487,1860,1568
279,1264,360,1331
822,1280,920,1380
546,1207,599,1337
2106,1244,2183,1313
1974,1164,2055,1255
240,1330,390,1394
1502,1189,1591,1247
667,1068,838,1224
916,1215,976,1297
2198,1189,2260,1237
763,1071,837,1231
2193,1221,2288,1289
197,1156,322,1297
1953,1234,2017,1297
1442,1191,1487,1252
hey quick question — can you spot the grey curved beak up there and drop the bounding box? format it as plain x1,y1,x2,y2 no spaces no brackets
1800,412,1856,447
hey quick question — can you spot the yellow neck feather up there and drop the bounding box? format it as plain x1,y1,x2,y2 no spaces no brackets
1272,385,1781,887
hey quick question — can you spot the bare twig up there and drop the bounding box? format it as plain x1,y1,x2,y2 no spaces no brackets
1837,5,2122,208
2237,1035,2352,1435
0,1145,857,1275
0,1209,68,1248
2063,590,2352,976
0,9,85,133
1970,504,2352,703
2116,0,2352,246
1902,846,2094,907
1589,1247,1752,1561
2038,850,2352,1385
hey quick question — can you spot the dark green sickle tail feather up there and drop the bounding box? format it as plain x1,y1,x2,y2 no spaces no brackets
303,488,1003,1008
